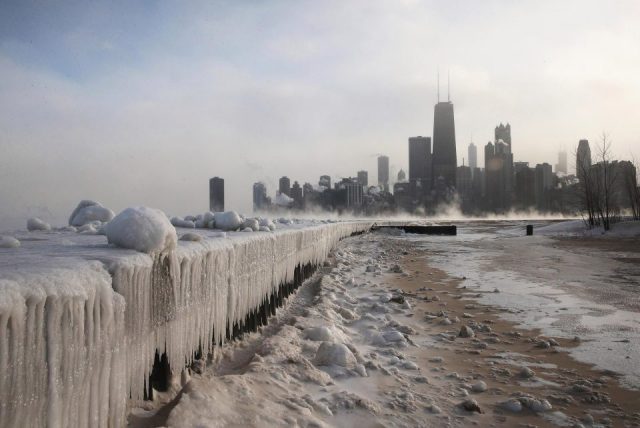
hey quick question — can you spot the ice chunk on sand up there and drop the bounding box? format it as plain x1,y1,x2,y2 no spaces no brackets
214,211,243,231
69,200,115,226
314,342,357,368
27,217,51,231
304,326,347,343
105,206,177,254
0,236,20,248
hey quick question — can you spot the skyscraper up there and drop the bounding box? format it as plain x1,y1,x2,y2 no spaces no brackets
377,156,389,191
319,175,331,189
252,182,267,211
494,123,511,150
408,136,432,183
357,170,368,188
291,181,303,208
576,139,591,181
432,101,457,189
468,142,477,170
209,177,224,212
279,176,291,197
556,150,568,174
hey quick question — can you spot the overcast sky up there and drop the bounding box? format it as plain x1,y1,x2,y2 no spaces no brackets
1,0,639,228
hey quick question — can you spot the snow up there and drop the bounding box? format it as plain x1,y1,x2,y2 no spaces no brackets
69,200,115,226
105,206,178,254
27,217,51,231
536,219,640,237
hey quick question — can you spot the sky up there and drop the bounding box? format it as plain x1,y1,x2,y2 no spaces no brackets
1,0,639,228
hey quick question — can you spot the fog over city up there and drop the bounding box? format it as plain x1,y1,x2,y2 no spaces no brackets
1,0,639,228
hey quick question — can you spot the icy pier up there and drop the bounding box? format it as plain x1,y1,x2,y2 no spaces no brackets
0,220,372,427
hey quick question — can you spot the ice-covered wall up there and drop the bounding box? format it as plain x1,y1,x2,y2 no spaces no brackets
0,261,126,428
0,221,372,427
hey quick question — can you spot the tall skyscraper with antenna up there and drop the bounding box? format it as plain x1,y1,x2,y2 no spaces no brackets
432,71,457,190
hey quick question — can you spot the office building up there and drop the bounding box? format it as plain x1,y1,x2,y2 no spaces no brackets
252,182,267,211
357,170,368,188
279,176,291,197
378,156,389,191
209,177,224,212
468,142,477,170
432,101,457,189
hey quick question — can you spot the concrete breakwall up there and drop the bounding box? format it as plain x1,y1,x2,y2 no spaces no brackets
0,221,373,428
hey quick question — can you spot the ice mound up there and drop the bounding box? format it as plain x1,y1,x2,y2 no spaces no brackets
304,326,347,343
242,218,260,231
27,217,51,231
170,217,196,228
105,206,177,254
0,236,20,248
259,218,276,231
215,211,243,231
314,342,357,368
68,200,115,226
179,232,202,242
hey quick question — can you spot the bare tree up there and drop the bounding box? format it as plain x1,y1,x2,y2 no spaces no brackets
574,146,596,227
592,133,620,231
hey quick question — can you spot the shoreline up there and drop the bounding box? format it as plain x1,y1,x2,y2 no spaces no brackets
393,238,640,427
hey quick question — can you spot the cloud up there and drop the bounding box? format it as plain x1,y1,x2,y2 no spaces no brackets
0,0,639,230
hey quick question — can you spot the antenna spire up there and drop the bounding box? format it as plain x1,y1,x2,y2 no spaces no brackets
437,68,440,102
447,69,450,102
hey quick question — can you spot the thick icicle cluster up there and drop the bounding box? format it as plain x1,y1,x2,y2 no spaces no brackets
0,260,126,428
0,220,372,427
112,222,371,401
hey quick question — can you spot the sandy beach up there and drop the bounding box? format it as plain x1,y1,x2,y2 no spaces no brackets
130,225,640,427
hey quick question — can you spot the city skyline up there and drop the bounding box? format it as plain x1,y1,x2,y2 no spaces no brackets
1,1,639,228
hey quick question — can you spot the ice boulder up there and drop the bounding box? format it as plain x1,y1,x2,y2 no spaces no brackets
27,217,51,231
180,232,203,242
105,206,177,254
314,342,357,368
69,200,115,226
259,218,276,231
171,217,196,229
214,211,242,231
0,236,20,248
242,218,260,231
